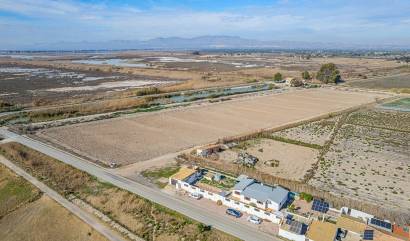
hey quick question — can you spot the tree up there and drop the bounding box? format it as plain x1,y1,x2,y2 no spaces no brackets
302,71,311,80
274,72,283,81
316,63,341,84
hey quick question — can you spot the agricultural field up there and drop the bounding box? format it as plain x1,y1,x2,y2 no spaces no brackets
273,116,339,146
309,108,410,214
0,162,107,241
348,73,410,91
218,138,319,181
39,88,388,166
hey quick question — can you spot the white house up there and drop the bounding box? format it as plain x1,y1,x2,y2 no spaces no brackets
231,178,289,211
169,169,283,223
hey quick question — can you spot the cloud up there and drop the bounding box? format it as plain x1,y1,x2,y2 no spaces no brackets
0,0,409,46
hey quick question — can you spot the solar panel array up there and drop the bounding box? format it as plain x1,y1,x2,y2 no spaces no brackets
311,199,329,213
363,230,374,240
286,220,304,234
369,218,392,230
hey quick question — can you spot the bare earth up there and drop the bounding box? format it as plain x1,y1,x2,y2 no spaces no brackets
40,88,389,166
0,195,108,241
219,139,319,181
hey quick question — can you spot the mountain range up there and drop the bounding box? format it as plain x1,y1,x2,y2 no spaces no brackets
3,36,410,51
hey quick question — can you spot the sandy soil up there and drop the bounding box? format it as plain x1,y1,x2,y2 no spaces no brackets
40,88,389,166
0,195,108,241
274,116,339,146
219,141,318,181
230,138,319,181
309,109,410,214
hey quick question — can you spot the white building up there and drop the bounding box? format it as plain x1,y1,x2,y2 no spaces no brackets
231,178,289,211
169,168,284,223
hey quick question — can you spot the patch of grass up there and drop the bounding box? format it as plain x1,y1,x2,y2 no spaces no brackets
0,164,41,217
142,166,181,180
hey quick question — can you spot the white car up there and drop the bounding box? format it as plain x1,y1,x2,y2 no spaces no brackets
247,215,262,224
189,192,202,200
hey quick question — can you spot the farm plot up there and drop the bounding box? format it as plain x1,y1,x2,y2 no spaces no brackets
218,138,319,181
309,109,410,213
40,88,388,166
273,116,339,146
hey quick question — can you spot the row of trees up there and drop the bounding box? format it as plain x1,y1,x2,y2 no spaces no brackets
273,63,341,84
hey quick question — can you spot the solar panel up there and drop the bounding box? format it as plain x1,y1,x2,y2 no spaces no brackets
369,218,392,231
287,220,304,234
311,199,329,213
363,230,374,240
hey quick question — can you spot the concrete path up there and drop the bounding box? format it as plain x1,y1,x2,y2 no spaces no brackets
0,128,279,241
0,155,127,241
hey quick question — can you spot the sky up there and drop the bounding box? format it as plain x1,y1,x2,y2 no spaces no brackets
1,0,410,48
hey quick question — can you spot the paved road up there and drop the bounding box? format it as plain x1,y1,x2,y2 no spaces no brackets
0,155,126,241
0,128,279,241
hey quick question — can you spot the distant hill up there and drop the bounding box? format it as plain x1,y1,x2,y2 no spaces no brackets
3,35,410,51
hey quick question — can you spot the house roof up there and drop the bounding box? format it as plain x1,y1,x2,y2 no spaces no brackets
307,221,337,241
337,215,367,234
232,178,255,191
170,167,197,181
242,183,289,205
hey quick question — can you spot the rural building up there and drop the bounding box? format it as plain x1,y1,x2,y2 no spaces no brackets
306,220,338,241
231,178,289,211
196,144,221,157
278,219,307,241
169,170,283,223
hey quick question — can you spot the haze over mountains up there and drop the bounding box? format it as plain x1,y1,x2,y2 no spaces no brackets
3,36,410,51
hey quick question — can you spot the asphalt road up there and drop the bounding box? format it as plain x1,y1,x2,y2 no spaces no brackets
0,155,126,241
0,128,279,241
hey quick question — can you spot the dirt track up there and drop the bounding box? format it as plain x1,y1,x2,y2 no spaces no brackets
41,88,389,166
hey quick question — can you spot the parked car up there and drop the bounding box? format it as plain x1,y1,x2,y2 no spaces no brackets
226,208,242,218
247,215,261,224
189,192,202,200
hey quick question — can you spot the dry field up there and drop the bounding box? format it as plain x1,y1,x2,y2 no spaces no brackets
308,109,410,214
0,195,108,241
273,116,339,146
219,138,319,181
40,88,389,166
0,162,107,241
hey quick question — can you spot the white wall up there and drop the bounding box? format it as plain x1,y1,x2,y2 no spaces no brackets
278,229,306,241
340,207,374,222
175,180,282,223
